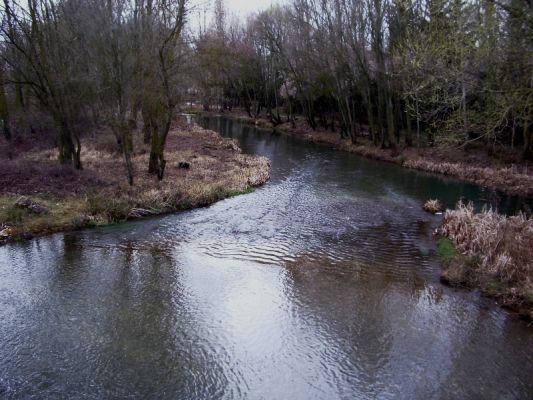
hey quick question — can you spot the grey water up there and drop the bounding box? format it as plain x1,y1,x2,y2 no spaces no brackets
0,115,531,399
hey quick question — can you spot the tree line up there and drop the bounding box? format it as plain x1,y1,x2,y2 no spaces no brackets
1,0,532,188
195,0,532,158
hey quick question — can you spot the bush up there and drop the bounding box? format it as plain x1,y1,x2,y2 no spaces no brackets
424,199,443,213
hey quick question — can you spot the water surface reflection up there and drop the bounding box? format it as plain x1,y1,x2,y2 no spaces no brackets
0,116,531,399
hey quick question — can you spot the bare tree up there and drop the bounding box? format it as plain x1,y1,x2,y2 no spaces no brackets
1,0,88,168
138,0,188,180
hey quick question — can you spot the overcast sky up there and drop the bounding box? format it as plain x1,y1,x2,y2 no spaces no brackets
223,0,280,15
190,0,285,18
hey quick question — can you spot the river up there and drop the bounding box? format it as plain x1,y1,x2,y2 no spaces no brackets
0,115,531,399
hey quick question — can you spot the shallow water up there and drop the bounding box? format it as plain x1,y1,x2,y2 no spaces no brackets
0,116,531,399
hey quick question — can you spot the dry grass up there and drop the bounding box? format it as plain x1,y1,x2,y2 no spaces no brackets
438,202,533,318
423,199,443,213
0,121,270,242
404,159,533,197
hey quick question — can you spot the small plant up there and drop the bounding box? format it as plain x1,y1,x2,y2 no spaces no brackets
86,195,130,223
437,237,457,264
424,199,443,213
0,199,29,224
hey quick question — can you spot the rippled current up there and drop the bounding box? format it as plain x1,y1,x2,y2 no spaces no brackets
1,116,532,399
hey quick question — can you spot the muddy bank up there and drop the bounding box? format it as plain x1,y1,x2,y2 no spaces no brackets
200,110,533,198
0,121,270,243
437,203,533,320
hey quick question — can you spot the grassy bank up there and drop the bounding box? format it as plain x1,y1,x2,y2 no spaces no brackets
201,110,533,198
0,120,270,243
438,202,533,319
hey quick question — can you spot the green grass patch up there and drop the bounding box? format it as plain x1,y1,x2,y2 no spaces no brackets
437,237,458,263
226,187,255,198
0,197,29,224
0,194,92,237
86,195,130,222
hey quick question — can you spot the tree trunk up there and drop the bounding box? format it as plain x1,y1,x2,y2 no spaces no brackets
386,93,397,150
523,115,533,160
129,102,139,129
405,106,412,147
305,98,317,130
363,90,377,146
376,81,386,147
2,115,11,141
142,109,152,144
58,123,75,165
244,101,252,118
416,99,421,148
14,76,25,110
461,80,468,141
148,132,160,175
148,133,166,180
121,125,134,186
0,84,11,141
73,132,82,170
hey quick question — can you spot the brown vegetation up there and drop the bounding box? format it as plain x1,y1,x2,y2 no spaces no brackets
438,202,533,319
423,199,443,214
0,121,270,243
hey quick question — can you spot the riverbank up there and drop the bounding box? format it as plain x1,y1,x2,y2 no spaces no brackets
0,120,270,244
438,203,533,320
199,110,533,198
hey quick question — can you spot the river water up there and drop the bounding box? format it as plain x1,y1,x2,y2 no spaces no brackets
0,116,531,399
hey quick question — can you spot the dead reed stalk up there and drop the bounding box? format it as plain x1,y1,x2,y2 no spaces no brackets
439,202,533,318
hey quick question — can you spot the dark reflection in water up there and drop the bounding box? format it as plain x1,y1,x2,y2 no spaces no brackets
0,116,531,399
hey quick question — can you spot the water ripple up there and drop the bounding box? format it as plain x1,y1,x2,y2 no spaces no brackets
0,117,531,399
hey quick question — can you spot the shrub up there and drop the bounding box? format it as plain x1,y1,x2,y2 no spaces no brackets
424,199,443,213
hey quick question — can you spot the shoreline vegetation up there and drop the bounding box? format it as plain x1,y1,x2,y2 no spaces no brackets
0,120,270,244
198,110,533,198
438,203,533,320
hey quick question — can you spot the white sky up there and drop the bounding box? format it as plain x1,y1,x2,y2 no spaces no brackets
223,0,279,15
188,0,287,32
190,0,285,18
